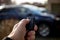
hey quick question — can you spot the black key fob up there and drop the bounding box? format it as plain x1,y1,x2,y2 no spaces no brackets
25,16,35,40
26,16,35,31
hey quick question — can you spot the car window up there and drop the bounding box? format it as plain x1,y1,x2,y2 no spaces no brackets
19,7,27,14
0,8,20,18
42,10,47,13
0,8,12,16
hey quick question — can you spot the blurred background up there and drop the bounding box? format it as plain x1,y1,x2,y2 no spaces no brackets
0,0,60,40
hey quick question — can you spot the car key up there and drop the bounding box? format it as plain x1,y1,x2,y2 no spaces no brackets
25,16,35,40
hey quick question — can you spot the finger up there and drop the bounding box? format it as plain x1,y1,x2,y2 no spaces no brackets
27,31,35,40
28,31,35,36
18,19,30,27
27,36,35,40
13,23,18,29
13,19,29,29
30,36,35,40
27,37,30,40
34,25,38,31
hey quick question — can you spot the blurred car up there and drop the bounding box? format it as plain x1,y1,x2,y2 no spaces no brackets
0,4,58,37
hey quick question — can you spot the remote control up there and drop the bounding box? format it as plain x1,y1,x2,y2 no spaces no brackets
25,16,35,40
26,16,35,31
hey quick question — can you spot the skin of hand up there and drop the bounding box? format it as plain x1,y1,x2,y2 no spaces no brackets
8,19,37,40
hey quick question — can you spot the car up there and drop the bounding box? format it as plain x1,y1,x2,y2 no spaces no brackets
0,4,58,37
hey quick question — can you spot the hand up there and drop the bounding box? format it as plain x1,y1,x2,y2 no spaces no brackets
8,19,37,40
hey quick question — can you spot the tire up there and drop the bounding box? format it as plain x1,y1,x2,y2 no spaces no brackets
38,24,50,37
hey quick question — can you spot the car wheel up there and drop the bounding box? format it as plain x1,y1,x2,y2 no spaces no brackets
38,24,50,37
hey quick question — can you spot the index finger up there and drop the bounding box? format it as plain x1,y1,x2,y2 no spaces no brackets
34,25,38,31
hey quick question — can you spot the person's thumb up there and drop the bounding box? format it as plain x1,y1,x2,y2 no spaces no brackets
18,19,30,27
